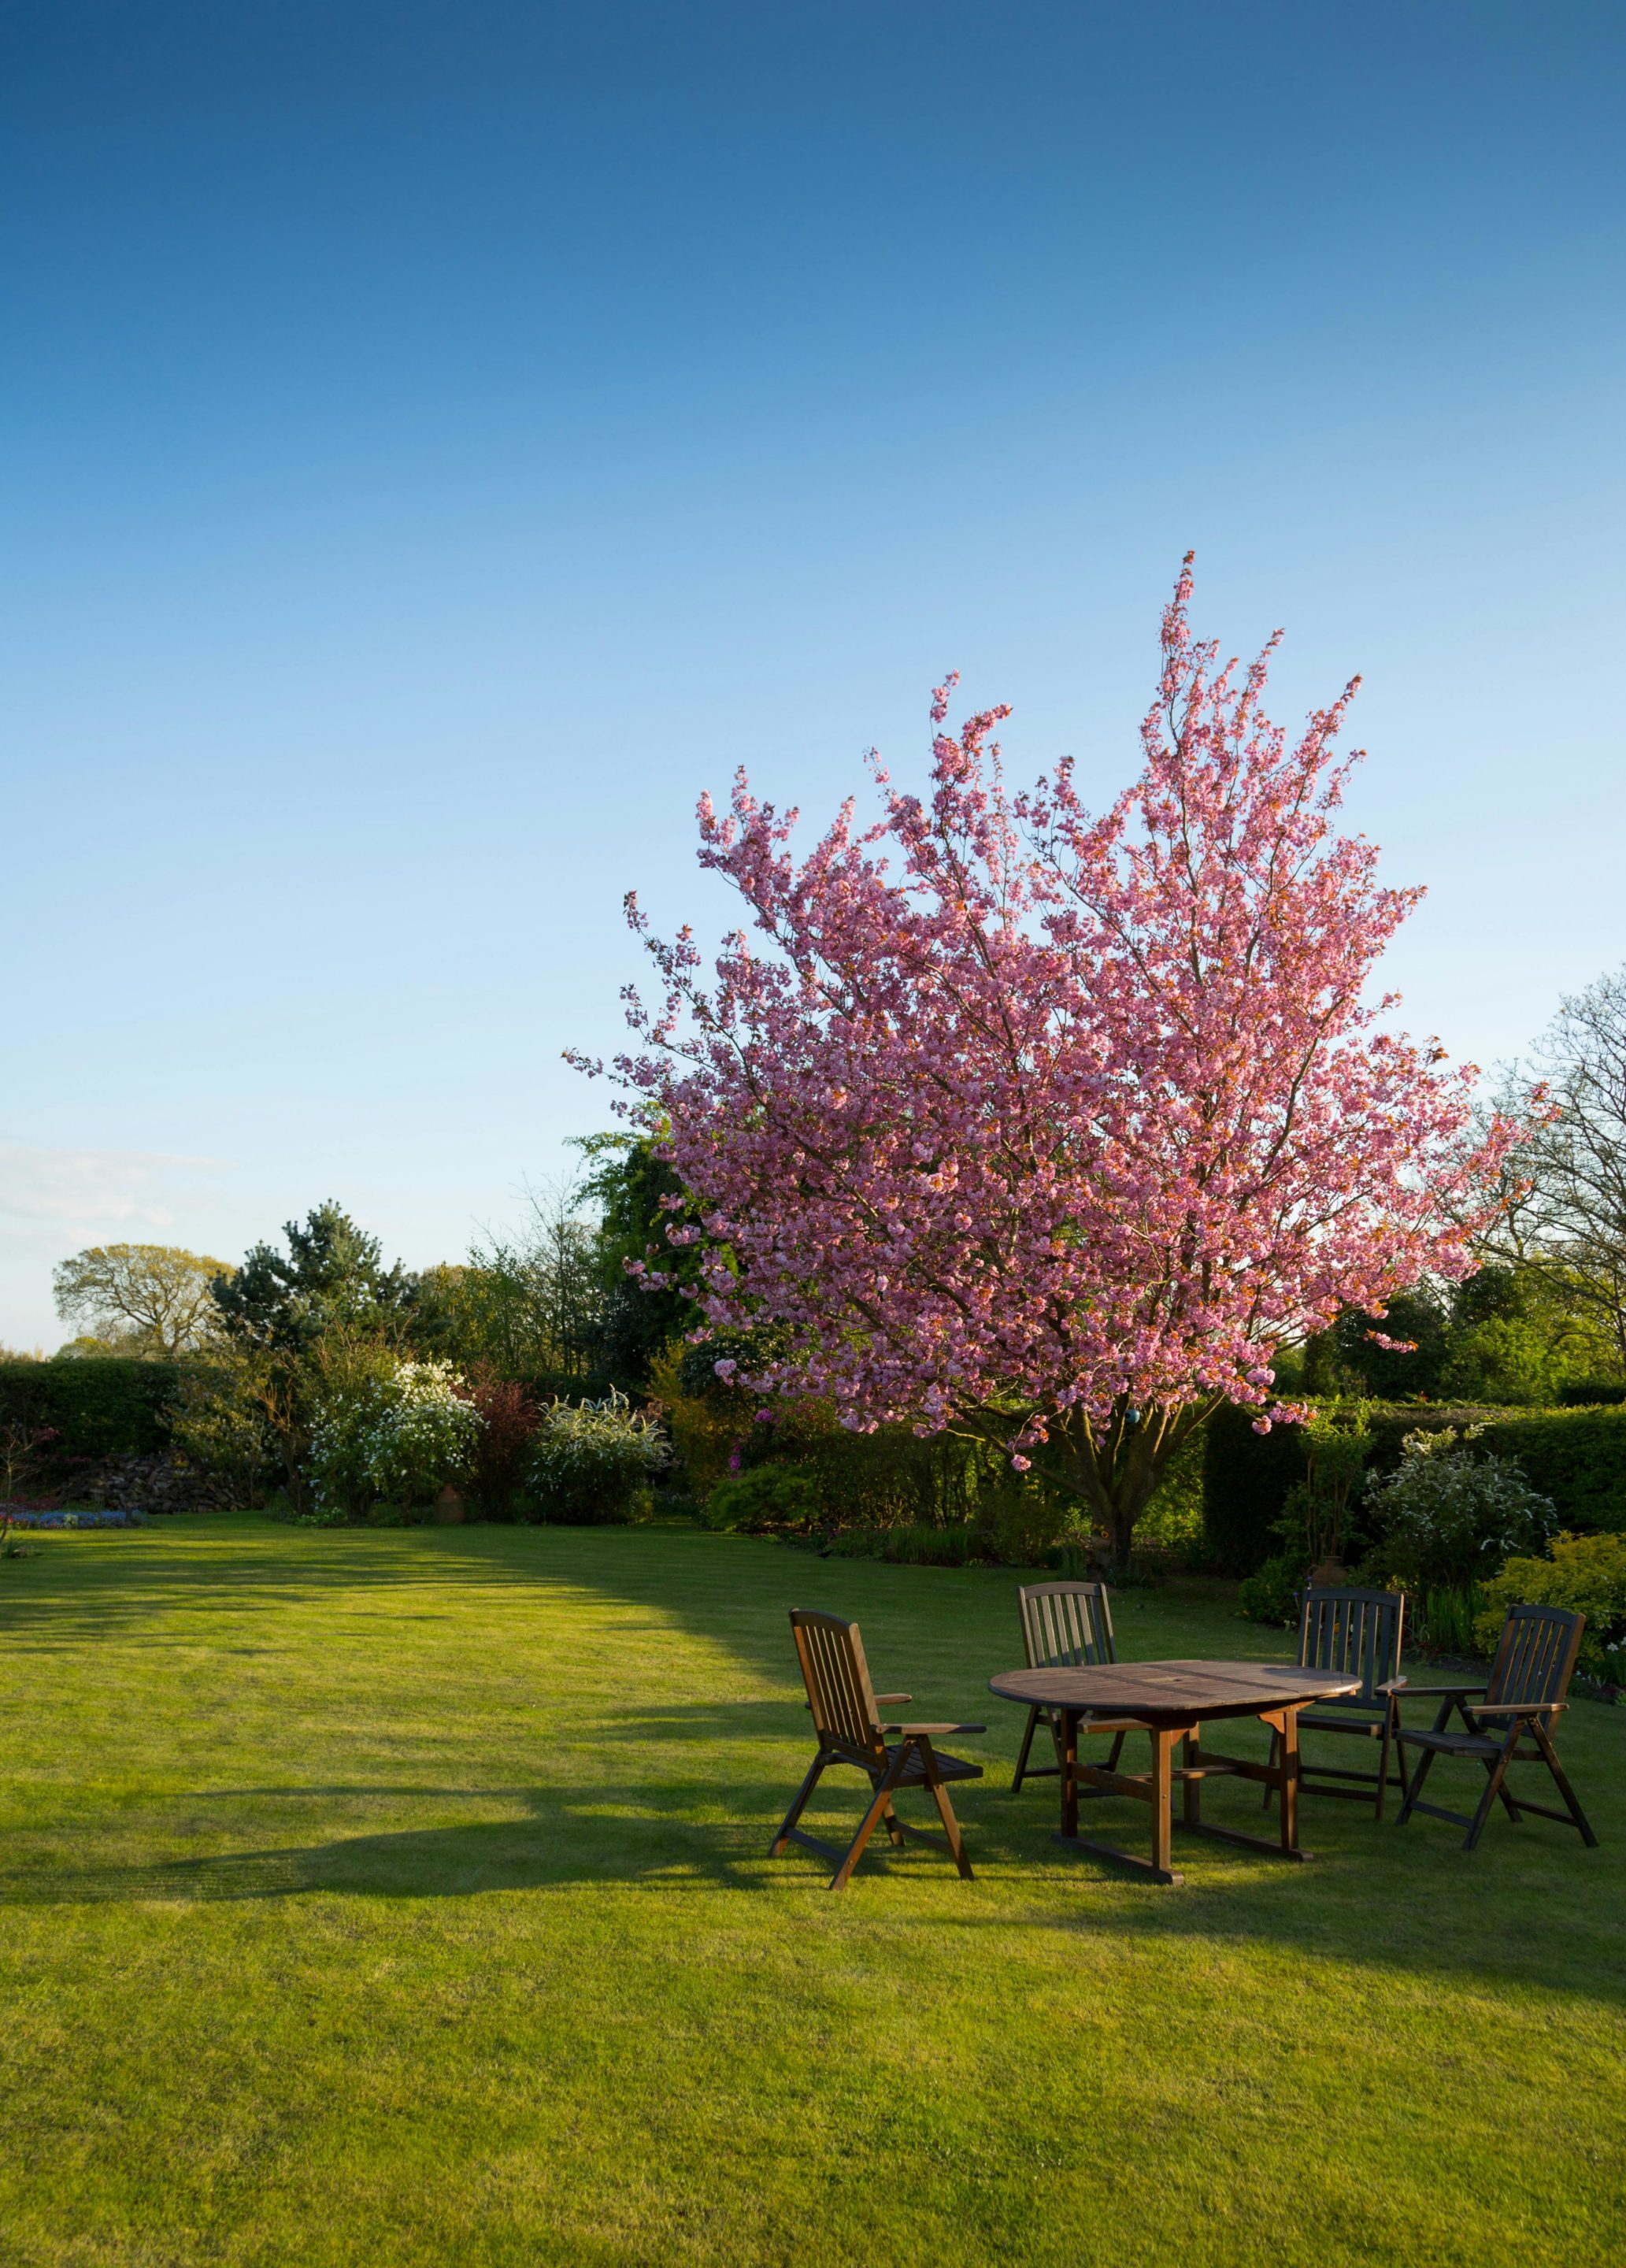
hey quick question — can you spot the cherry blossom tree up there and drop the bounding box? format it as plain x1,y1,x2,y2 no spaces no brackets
578,558,1524,1563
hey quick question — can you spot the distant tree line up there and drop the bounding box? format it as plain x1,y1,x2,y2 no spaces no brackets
30,957,1626,1524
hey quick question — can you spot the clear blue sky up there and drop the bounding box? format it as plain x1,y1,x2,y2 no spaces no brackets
4,2,1624,1349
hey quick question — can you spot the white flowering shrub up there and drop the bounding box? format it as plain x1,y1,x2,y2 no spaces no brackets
1363,1426,1557,1592
528,1390,667,1524
310,1358,483,1515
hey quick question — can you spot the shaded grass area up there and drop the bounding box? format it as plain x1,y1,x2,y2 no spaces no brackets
1,1515,1623,2266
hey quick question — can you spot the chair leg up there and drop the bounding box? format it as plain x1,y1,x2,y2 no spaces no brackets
1102,1730,1125,1774
881,1799,908,1849
921,1741,974,1881
1532,1720,1601,1847
1464,1732,1520,1852
1261,1726,1279,1811
771,1751,829,1855
1012,1706,1042,1792
1375,1706,1395,1822
1396,1744,1434,1825
1476,1745,1523,1825
829,1748,912,1892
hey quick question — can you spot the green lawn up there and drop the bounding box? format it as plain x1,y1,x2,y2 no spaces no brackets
1,1516,1622,2266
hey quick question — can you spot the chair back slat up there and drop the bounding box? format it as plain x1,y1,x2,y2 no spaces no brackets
1298,1587,1405,1702
1017,1581,1117,1671
789,1610,885,1761
1487,1603,1585,1708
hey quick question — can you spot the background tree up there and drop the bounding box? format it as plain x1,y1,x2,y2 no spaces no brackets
587,558,1523,1563
576,1132,700,1388
1302,1264,1606,1406
209,1202,416,1352
1480,965,1626,1379
191,1203,419,1508
53,1243,231,1358
411,1183,602,1388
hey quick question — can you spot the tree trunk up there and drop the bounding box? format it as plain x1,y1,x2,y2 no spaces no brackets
1054,1397,1217,1570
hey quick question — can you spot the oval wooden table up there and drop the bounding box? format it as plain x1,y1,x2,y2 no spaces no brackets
988,1659,1364,1885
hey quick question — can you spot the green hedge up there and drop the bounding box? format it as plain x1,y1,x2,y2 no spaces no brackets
1472,1406,1626,1531
1201,1406,1308,1575
0,1359,183,1459
1202,1399,1626,1575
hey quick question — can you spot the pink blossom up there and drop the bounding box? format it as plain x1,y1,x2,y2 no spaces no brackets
581,557,1528,1559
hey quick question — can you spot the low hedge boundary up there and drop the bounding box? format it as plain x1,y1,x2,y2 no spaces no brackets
1202,1398,1626,1575
0,1358,184,1458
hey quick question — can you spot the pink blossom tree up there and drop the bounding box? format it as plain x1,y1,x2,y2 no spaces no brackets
578,558,1524,1564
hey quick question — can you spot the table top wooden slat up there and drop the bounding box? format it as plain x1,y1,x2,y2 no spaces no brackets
987,1658,1363,1724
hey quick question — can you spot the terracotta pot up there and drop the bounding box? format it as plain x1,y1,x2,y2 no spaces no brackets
433,1484,466,1525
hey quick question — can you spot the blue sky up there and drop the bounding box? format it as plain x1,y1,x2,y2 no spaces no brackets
3,2,1624,1348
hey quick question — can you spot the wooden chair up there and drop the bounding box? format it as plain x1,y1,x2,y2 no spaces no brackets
1261,1587,1407,1820
772,1609,985,1890
1396,1603,1599,1852
1011,1581,1145,1793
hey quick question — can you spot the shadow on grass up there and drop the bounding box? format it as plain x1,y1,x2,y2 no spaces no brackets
6,1748,1622,2009
5,1519,1624,2010
0,1525,568,1646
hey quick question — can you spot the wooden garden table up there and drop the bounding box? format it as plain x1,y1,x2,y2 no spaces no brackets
988,1658,1364,1885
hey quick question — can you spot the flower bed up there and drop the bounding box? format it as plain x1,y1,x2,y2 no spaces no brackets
1,1504,146,1529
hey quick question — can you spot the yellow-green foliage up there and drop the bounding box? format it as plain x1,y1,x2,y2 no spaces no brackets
650,1343,749,1497
1476,1529,1626,1677
650,1345,997,1527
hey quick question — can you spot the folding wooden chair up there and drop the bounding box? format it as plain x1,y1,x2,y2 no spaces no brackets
772,1609,985,1890
1262,1587,1407,1820
1396,1603,1599,1852
1011,1580,1145,1793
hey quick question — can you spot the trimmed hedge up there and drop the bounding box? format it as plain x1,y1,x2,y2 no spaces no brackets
1202,1398,1626,1575
0,1359,183,1459
1474,1406,1626,1531
1201,1406,1309,1576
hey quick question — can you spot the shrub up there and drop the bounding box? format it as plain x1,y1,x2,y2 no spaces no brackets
167,1349,279,1503
979,1482,1084,1567
464,1369,540,1519
1238,1552,1306,1627
650,1346,998,1525
527,1390,667,1524
310,1358,482,1517
1361,1427,1557,1592
1475,1530,1626,1681
825,1522,987,1566
703,1465,820,1533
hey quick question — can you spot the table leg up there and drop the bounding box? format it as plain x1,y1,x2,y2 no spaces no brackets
1278,1706,1301,1855
1150,1729,1174,1876
1169,1711,1311,1863
1049,1712,1183,1884
1183,1729,1202,1827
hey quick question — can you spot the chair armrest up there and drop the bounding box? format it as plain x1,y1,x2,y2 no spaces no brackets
883,1721,987,1738
872,1693,913,1706
1402,1684,1487,1696
1467,1699,1568,1718
1376,1677,1408,1695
